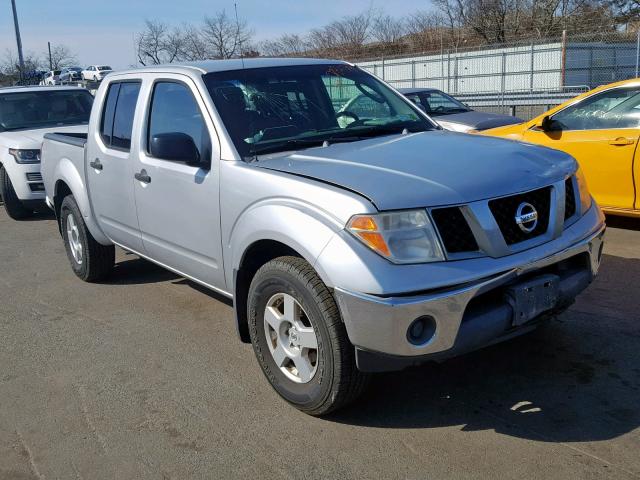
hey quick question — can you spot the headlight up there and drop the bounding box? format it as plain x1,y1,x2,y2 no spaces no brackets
9,149,40,164
575,168,592,214
347,210,445,264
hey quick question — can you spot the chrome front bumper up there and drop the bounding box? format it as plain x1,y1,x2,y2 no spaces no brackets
334,222,605,368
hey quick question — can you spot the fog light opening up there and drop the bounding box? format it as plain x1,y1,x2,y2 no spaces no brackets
407,316,436,346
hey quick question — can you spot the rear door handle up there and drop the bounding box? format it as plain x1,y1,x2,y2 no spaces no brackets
89,158,103,170
134,169,151,184
609,137,635,146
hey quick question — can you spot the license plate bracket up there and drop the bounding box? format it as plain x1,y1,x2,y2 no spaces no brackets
504,274,560,327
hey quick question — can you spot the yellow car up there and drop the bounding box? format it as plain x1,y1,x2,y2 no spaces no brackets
483,79,640,218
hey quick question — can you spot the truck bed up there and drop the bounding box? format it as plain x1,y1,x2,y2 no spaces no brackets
43,132,88,147
41,132,88,212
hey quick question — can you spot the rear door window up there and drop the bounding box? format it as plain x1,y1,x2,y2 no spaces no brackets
100,81,141,150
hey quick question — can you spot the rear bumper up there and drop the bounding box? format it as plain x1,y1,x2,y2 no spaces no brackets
334,220,605,372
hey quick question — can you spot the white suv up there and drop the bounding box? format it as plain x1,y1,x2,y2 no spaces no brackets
0,86,92,219
41,70,62,86
81,65,113,82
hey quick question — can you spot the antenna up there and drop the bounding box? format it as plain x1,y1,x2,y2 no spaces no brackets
234,2,245,68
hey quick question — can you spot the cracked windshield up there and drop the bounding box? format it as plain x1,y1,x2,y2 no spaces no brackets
203,63,435,158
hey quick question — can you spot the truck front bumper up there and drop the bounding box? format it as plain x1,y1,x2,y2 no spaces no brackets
334,220,605,373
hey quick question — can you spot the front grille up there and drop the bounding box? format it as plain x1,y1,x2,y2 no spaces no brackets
431,207,479,253
489,186,552,245
26,172,42,182
564,177,576,220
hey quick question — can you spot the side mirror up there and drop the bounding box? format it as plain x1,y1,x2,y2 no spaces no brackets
150,132,204,167
536,115,554,132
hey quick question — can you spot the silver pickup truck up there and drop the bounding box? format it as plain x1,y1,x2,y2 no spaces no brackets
41,58,605,415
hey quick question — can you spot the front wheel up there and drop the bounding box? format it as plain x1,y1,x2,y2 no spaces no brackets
0,165,31,220
248,256,369,416
60,195,115,282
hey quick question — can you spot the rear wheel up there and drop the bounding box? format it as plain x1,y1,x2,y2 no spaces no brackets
0,165,31,220
248,256,369,416
60,195,114,282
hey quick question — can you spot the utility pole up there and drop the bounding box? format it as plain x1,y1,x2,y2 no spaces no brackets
48,41,53,70
10,0,26,78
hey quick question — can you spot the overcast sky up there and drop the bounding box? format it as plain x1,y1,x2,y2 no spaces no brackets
2,0,430,70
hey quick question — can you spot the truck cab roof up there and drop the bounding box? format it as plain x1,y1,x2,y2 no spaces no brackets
110,58,351,78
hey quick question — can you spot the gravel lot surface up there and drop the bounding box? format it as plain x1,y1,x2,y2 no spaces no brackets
0,208,638,479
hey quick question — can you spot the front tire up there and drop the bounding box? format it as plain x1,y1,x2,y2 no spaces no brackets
248,256,369,416
60,195,115,282
0,165,31,220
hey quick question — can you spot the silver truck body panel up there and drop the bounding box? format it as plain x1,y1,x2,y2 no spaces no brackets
40,59,605,365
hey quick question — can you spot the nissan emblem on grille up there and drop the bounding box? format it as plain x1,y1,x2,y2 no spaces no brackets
515,202,539,233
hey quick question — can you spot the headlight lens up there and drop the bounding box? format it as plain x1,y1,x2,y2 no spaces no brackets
575,168,592,214
347,210,445,264
9,148,40,164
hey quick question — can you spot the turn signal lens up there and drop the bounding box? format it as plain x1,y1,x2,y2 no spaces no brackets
575,168,592,214
347,210,445,264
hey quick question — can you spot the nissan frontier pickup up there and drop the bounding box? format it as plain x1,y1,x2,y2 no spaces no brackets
40,59,605,415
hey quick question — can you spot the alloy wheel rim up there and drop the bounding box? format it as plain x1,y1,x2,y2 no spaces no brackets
263,292,319,383
66,214,83,265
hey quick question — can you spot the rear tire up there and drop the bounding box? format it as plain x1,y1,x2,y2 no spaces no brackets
60,195,115,282
248,256,369,416
0,165,31,220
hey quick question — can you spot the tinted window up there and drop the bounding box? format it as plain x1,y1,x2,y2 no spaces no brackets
405,91,469,116
550,87,640,131
0,90,93,132
100,83,120,145
147,82,210,161
111,82,141,150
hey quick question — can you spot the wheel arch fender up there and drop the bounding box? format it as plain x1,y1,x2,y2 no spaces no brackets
228,200,345,343
52,159,110,245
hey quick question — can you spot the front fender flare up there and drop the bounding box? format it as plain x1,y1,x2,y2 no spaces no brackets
227,200,345,290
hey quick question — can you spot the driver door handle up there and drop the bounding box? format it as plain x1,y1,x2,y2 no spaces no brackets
89,158,103,170
609,137,635,146
134,169,151,184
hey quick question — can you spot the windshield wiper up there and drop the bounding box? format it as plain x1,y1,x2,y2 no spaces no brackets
247,123,430,159
248,138,327,157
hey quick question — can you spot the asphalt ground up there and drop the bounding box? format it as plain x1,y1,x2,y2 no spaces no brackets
0,207,638,480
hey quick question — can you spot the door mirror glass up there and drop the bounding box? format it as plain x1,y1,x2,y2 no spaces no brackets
150,132,202,166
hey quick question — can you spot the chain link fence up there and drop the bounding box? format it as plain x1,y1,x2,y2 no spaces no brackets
345,30,640,120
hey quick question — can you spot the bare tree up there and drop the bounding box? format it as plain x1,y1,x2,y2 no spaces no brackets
260,34,308,56
48,45,78,69
0,49,41,85
181,24,208,61
136,20,189,65
201,10,252,59
372,14,407,44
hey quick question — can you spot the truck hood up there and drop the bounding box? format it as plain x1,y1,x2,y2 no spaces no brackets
0,124,88,150
254,130,576,211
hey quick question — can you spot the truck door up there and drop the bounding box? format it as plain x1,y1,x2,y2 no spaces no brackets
85,80,144,252
523,85,640,212
132,76,226,291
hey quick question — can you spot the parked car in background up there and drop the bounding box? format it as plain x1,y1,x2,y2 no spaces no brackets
59,67,83,83
41,59,604,415
41,70,62,86
399,88,523,132
0,86,92,219
81,65,113,82
482,78,640,218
